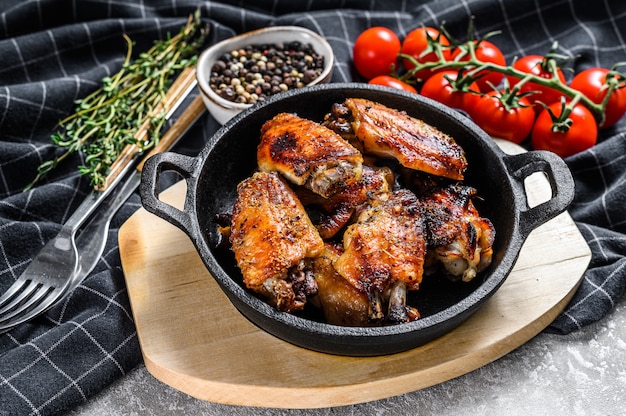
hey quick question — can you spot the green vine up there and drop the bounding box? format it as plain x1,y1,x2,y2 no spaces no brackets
396,23,626,128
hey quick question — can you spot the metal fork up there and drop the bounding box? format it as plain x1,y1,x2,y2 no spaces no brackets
0,93,204,332
0,158,148,333
0,150,146,329
0,70,201,332
0,190,100,327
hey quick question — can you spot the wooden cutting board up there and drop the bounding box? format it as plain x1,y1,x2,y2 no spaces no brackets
119,140,591,409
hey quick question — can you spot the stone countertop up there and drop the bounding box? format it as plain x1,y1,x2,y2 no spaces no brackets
68,295,626,415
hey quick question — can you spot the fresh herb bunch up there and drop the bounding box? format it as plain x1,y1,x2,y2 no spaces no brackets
27,10,207,191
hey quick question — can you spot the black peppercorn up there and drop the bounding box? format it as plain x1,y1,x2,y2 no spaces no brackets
209,41,325,104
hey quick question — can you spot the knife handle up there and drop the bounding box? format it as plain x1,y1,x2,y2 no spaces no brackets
98,66,198,191
137,94,206,172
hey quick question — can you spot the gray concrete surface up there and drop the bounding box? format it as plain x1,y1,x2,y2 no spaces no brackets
69,294,626,416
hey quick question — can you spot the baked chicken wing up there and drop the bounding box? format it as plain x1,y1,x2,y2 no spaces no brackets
220,99,496,327
333,189,425,323
298,164,394,239
229,171,324,312
311,243,373,327
257,112,364,198
420,184,495,282
324,98,467,180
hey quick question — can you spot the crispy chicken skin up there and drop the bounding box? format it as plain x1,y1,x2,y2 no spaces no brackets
333,189,425,322
257,112,364,198
311,243,373,327
420,184,495,282
230,171,324,312
298,164,394,239
324,98,467,180
220,100,496,326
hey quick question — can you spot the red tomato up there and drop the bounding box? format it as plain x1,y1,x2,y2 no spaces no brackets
506,55,566,110
471,91,535,144
420,70,481,115
368,75,417,93
570,67,626,128
531,101,598,158
401,27,451,81
453,40,506,92
353,27,401,80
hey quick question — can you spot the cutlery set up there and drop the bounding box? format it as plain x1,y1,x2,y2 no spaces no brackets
0,67,205,333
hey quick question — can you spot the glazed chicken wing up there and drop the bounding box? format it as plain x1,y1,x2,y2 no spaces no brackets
230,171,324,312
298,164,394,239
311,243,373,327
333,189,425,322
324,98,467,180
420,184,495,282
220,99,496,327
258,112,364,198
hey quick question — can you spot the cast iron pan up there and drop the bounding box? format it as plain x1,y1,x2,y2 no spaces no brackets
139,83,575,356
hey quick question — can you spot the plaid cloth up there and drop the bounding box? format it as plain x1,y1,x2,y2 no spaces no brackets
1,0,625,414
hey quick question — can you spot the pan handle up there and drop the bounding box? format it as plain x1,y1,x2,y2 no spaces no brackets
503,150,575,238
139,152,198,237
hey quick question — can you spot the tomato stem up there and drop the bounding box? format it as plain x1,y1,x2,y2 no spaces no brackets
398,27,613,125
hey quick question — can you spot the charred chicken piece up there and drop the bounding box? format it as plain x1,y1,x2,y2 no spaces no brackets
399,167,452,196
258,112,364,198
311,243,373,327
420,184,495,282
229,171,324,312
324,98,467,180
298,164,394,239
333,189,425,323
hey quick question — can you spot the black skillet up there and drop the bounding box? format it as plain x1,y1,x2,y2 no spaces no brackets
139,83,575,356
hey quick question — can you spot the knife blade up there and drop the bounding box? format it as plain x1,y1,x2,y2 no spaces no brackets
65,93,206,294
0,68,205,333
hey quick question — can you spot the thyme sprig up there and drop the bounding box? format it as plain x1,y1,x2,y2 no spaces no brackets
27,10,207,191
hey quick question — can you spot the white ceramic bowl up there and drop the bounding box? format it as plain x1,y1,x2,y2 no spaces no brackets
196,26,334,125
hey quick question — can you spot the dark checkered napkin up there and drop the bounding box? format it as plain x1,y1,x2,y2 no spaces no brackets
2,0,626,414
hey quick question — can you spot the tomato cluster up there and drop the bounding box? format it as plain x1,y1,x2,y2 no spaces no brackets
352,26,626,158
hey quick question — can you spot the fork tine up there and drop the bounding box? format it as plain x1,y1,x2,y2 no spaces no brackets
0,286,66,332
0,284,55,323
0,282,43,317
0,280,39,313
0,279,33,308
